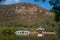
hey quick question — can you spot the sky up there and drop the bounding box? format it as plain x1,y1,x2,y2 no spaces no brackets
0,0,53,10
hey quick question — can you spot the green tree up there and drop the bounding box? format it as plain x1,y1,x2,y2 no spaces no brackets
49,0,60,22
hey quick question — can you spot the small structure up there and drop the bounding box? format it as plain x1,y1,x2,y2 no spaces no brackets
37,27,45,37
15,30,30,36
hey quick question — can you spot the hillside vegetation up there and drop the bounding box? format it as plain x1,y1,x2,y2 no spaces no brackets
0,3,55,31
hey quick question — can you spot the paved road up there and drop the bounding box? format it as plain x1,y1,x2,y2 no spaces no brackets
30,32,56,40
30,32,56,34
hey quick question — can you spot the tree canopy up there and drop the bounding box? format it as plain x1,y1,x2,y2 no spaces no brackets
0,0,1,1
0,0,5,2
49,0,60,22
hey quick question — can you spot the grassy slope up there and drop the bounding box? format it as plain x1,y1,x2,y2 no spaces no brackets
0,3,55,31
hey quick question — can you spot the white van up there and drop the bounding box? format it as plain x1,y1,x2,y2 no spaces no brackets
15,30,30,36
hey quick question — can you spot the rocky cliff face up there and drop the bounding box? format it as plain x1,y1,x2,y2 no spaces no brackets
0,3,54,27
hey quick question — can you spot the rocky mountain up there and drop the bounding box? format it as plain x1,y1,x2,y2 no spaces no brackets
0,3,54,27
